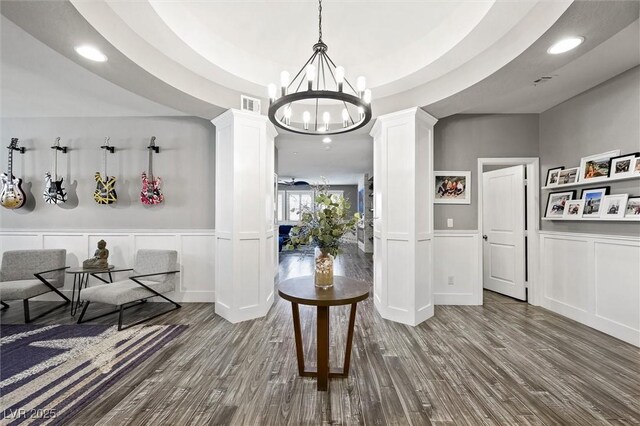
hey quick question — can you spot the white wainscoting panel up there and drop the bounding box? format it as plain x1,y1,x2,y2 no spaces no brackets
433,231,481,305
0,229,215,303
540,231,639,347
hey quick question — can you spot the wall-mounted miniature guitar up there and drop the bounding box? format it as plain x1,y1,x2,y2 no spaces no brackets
44,137,68,204
93,138,117,205
0,138,26,209
140,136,164,205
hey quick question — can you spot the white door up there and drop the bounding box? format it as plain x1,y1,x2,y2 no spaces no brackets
482,165,526,300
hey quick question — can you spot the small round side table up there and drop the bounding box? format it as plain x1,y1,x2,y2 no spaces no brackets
66,265,115,316
278,276,369,391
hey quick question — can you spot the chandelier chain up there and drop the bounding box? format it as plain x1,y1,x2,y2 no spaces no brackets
318,0,323,42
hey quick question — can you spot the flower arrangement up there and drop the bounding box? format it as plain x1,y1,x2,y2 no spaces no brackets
285,183,360,287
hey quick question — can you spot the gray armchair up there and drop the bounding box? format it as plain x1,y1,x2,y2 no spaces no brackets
78,249,180,330
0,249,70,322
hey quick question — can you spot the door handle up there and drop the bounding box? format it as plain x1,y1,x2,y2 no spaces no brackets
482,235,488,241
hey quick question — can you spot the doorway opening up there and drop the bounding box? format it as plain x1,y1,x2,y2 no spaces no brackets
477,158,540,306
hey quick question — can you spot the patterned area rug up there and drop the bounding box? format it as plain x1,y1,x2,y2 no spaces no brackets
0,324,185,425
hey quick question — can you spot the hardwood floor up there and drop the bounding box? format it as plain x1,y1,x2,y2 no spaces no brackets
2,244,639,425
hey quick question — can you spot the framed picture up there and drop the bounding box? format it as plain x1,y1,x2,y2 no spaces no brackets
580,187,610,217
609,153,639,178
434,171,470,204
600,194,628,219
556,167,579,186
545,191,576,218
545,166,564,186
563,199,584,219
579,150,620,182
625,196,640,217
633,157,640,176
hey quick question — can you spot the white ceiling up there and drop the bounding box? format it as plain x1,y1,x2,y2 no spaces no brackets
0,16,184,118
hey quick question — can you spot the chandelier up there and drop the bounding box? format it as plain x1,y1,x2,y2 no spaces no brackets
267,0,372,135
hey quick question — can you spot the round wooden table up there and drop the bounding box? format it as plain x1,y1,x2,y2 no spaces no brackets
278,276,369,391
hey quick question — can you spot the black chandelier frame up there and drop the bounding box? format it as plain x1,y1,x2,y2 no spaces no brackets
267,1,372,136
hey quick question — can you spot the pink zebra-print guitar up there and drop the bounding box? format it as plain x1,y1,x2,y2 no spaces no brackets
140,137,164,205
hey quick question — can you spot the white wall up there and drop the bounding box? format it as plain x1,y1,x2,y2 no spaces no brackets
433,231,480,305
0,229,215,303
540,231,639,346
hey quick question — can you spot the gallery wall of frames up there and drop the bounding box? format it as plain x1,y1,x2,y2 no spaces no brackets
542,149,640,222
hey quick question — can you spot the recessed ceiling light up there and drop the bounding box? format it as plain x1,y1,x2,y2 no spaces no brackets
322,137,332,144
75,45,108,62
547,37,584,55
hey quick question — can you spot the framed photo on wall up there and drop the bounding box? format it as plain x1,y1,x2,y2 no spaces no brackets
609,153,639,178
556,167,579,185
625,196,640,217
633,157,640,176
563,199,584,219
581,186,610,217
545,190,576,218
434,171,471,204
579,150,620,182
600,194,628,219
545,166,564,186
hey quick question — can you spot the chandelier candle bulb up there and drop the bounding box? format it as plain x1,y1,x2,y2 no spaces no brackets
306,64,316,90
364,89,372,104
280,71,290,95
342,108,349,127
358,106,365,119
335,66,345,91
284,106,292,125
356,76,366,95
268,84,277,102
303,111,311,130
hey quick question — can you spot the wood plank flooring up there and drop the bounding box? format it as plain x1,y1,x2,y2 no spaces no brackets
1,244,639,425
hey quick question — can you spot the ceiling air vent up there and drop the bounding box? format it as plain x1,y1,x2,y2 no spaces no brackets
241,95,261,114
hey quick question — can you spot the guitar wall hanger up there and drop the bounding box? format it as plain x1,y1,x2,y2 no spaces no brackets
100,137,115,154
147,136,159,153
51,137,68,154
8,138,25,154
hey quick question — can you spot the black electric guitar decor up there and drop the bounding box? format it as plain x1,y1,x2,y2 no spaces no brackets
44,137,68,204
0,138,26,209
93,138,117,205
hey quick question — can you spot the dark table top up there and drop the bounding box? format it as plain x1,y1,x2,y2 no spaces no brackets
66,265,116,274
278,276,370,307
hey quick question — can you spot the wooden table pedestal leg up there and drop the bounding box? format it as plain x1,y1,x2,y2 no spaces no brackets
317,305,329,391
342,303,357,375
291,302,305,376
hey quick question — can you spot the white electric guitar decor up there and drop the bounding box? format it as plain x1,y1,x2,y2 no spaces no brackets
43,137,68,204
0,138,26,209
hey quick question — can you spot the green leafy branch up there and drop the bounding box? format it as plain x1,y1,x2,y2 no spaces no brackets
284,182,360,258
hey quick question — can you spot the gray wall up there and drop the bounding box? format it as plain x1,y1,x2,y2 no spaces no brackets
433,114,540,230
539,66,640,236
0,116,215,229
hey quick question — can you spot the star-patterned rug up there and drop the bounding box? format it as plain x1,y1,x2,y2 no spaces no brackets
0,323,186,425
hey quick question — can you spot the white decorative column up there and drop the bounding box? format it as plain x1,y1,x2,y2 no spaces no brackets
212,109,277,323
370,107,437,326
